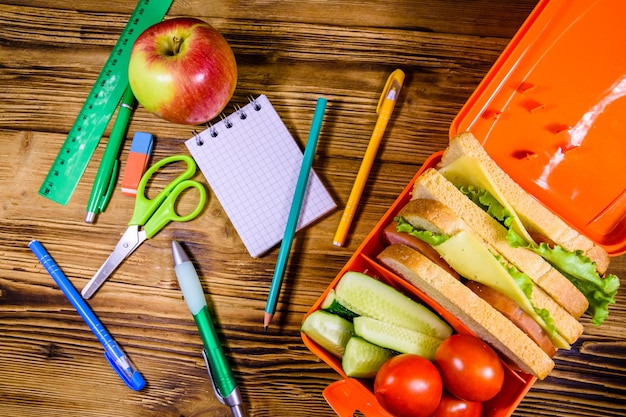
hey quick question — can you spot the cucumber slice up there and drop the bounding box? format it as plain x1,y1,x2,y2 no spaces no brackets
335,271,452,339
353,316,443,360
342,336,395,378
321,289,359,321
301,310,354,358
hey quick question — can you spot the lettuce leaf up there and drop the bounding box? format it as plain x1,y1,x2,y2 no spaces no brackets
502,258,557,337
462,185,620,326
460,186,512,227
394,216,449,246
460,186,529,247
532,244,619,326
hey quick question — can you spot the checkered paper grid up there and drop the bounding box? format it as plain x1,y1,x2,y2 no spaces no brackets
185,95,336,257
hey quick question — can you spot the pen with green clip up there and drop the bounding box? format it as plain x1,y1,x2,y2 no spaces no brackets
172,241,244,417
85,85,136,224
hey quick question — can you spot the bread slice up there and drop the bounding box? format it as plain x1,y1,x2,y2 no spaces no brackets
439,131,610,274
412,167,589,319
377,244,555,379
398,199,583,346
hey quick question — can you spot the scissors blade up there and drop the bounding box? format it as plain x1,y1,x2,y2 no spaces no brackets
81,225,146,299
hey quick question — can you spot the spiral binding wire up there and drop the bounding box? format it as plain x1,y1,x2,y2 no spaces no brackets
221,113,234,129
250,95,262,111
192,129,203,146
235,103,247,120
194,96,263,146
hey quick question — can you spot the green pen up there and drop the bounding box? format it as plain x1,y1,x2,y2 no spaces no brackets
85,85,136,223
172,241,244,417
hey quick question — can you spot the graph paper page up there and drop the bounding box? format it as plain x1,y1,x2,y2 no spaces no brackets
185,95,336,257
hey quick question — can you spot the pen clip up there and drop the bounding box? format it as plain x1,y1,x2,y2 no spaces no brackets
97,159,119,212
376,69,406,113
201,347,245,416
202,348,227,404
103,350,146,391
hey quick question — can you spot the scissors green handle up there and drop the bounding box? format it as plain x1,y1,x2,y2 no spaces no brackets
129,155,207,238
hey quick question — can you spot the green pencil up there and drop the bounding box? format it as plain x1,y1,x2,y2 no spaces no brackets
264,97,328,330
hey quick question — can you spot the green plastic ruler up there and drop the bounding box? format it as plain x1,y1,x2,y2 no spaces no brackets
39,0,174,205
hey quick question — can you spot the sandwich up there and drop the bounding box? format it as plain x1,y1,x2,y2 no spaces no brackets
378,242,556,379
375,132,620,379
422,132,619,326
379,198,575,379
411,168,589,320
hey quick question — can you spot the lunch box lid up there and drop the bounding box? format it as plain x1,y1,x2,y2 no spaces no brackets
450,0,626,255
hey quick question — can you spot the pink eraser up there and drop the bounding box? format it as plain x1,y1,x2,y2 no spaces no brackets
121,132,153,196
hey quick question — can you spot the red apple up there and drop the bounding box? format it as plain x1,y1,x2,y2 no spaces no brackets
128,17,237,125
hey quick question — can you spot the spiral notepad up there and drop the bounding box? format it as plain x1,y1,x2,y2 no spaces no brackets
185,95,336,257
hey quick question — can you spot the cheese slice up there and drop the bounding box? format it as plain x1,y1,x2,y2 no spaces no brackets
439,155,536,245
434,230,569,349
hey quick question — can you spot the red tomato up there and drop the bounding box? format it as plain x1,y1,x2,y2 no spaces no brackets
431,391,482,417
374,353,443,417
434,334,504,402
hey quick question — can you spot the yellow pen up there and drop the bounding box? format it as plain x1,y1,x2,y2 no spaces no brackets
333,69,405,247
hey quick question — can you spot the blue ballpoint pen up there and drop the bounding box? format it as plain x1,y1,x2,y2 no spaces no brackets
28,240,146,391
172,240,244,417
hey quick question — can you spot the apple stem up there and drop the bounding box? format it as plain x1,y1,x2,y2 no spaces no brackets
172,36,183,55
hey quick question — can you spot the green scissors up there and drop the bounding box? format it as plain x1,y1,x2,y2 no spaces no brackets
82,155,207,299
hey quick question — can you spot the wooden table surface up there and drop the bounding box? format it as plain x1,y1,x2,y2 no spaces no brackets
1,1,625,416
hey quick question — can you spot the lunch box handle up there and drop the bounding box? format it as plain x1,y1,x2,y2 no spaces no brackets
323,378,393,417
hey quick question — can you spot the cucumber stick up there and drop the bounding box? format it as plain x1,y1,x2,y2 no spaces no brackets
342,336,395,378
335,271,452,340
321,289,358,321
301,310,354,358
353,316,443,360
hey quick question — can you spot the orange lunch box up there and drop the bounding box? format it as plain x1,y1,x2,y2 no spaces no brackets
302,0,626,415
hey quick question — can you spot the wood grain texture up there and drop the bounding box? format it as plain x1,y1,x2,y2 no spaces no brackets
1,1,625,416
